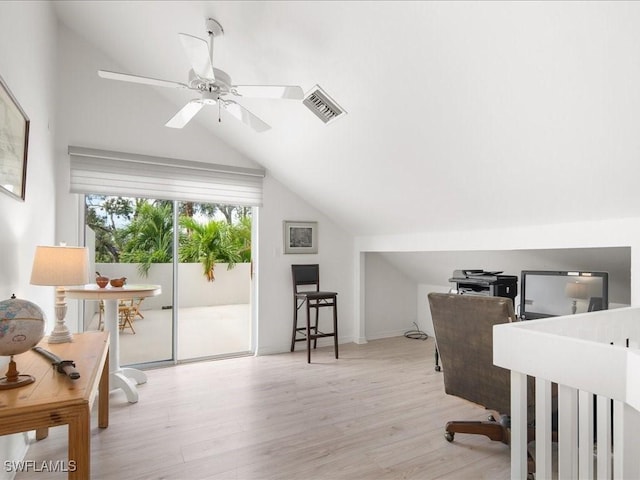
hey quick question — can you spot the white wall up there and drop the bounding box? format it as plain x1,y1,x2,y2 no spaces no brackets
0,2,58,319
364,252,417,339
417,284,452,338
0,2,58,477
256,175,355,354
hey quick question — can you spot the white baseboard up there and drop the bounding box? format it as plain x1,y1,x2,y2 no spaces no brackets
366,328,414,341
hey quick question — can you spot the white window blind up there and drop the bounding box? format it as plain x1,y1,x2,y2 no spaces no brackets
68,146,265,206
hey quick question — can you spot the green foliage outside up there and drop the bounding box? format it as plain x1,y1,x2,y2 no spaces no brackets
86,196,251,281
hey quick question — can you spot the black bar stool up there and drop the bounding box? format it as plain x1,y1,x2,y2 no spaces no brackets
290,264,338,363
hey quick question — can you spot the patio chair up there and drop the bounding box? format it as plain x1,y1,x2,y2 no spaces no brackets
128,297,145,320
118,301,136,334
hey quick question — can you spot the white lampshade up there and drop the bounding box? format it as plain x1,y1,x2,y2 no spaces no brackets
30,246,89,286
565,281,589,300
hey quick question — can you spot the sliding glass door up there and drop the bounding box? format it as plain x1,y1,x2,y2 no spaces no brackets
84,195,175,365
176,202,252,361
83,195,253,365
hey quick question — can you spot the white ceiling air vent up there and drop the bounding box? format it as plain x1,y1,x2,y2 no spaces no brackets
303,85,346,125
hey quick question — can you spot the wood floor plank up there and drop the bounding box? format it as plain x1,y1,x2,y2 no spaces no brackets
15,336,510,479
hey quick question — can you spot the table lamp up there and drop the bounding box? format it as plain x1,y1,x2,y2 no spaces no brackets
565,281,589,315
30,245,89,343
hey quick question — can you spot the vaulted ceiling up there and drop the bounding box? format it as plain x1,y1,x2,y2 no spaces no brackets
53,1,640,237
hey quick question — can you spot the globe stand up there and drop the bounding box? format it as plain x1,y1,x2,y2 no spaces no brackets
0,355,35,390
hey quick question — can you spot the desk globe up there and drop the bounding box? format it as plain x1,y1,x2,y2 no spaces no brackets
0,295,45,389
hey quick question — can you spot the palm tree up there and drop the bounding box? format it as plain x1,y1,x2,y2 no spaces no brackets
120,201,174,276
179,217,242,281
231,216,252,263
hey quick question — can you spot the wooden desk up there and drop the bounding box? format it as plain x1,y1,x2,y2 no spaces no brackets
67,285,161,403
0,331,109,479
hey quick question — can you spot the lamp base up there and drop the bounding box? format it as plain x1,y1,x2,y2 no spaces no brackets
48,328,73,343
48,299,73,343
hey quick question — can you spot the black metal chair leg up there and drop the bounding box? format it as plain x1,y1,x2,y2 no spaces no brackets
333,296,339,359
291,298,298,352
313,302,319,349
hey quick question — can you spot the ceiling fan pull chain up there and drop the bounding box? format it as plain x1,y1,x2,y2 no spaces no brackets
218,98,222,123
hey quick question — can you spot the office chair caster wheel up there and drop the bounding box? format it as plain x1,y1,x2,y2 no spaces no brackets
444,431,454,442
435,365,441,372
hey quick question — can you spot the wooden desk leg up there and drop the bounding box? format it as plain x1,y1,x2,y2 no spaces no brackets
99,349,109,428
68,406,90,480
35,428,48,440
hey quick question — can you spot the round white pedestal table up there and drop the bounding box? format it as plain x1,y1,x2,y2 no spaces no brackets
66,284,161,403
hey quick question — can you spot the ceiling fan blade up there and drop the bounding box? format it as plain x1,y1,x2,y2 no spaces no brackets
232,85,304,100
222,100,271,132
98,70,189,89
165,100,205,129
178,33,215,80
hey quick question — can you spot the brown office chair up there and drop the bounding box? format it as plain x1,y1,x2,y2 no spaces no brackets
291,264,338,363
427,293,536,445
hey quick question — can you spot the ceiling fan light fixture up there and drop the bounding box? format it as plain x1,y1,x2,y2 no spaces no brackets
303,85,346,125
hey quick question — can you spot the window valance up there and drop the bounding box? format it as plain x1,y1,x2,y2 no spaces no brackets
69,146,265,206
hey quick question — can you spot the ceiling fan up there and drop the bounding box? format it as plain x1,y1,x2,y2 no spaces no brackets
98,18,303,132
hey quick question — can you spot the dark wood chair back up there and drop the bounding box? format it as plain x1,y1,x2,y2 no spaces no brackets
292,264,321,293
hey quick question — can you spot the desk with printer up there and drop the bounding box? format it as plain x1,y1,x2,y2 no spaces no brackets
449,269,518,302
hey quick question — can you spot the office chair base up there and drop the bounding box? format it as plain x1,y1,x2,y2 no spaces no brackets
445,416,538,479
444,416,510,444
444,418,536,477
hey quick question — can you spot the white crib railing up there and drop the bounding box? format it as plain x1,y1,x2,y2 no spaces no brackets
494,307,640,480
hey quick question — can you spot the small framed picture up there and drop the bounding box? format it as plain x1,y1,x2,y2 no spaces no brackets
283,221,317,254
0,74,29,201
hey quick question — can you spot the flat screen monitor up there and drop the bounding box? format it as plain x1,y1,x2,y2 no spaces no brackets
520,270,608,320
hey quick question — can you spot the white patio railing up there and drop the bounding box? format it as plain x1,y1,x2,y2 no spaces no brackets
494,307,640,480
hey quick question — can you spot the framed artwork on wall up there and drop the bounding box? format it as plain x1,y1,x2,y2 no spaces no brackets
283,221,318,254
0,74,30,201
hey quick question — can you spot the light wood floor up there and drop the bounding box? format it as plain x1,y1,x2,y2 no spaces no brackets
16,336,510,479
